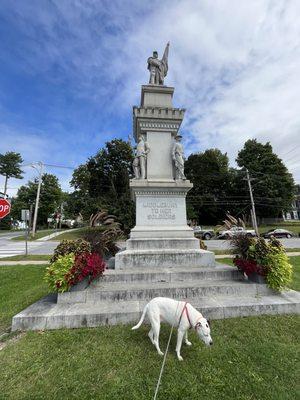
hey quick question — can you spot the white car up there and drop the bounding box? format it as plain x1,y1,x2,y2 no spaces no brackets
217,226,256,239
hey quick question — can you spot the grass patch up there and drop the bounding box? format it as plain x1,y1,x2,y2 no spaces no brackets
49,227,88,241
0,255,50,262
49,226,127,242
0,315,298,399
289,256,300,291
11,229,63,241
217,257,234,266
257,224,300,235
0,265,48,333
0,257,299,398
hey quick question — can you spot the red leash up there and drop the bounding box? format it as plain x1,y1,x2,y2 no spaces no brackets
178,302,193,329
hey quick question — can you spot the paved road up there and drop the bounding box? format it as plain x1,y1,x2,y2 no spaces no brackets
205,238,300,250
0,231,24,239
0,236,59,258
1,233,299,258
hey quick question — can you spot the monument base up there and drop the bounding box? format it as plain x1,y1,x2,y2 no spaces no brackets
115,179,216,269
115,247,215,269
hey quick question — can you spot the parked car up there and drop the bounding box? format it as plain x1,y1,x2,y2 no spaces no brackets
193,226,215,240
262,229,293,239
217,226,256,240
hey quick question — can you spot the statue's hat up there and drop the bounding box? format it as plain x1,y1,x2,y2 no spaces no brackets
175,134,182,139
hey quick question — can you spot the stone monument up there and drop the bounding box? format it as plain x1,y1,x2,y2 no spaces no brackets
115,43,215,269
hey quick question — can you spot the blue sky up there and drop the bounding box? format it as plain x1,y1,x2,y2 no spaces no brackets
0,0,299,196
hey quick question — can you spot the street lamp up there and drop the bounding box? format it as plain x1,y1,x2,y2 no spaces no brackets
31,162,43,238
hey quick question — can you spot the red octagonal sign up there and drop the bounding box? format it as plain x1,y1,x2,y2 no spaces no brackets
0,198,11,219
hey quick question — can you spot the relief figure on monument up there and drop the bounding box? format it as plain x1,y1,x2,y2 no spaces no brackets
132,135,150,179
147,42,169,85
172,134,186,180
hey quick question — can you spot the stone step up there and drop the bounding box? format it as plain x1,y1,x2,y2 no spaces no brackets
115,248,215,269
100,265,240,284
126,238,200,250
57,279,274,304
12,290,300,331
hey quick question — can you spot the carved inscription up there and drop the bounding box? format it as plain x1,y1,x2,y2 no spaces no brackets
143,200,177,220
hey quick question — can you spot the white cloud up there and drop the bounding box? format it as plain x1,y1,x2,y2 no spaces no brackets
1,0,299,190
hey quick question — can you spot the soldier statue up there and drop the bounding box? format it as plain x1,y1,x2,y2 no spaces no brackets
132,136,150,179
172,134,186,180
147,42,170,85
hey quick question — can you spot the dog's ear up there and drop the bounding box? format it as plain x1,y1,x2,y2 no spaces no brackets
195,322,202,329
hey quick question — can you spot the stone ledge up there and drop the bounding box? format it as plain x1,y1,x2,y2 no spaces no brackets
12,291,300,331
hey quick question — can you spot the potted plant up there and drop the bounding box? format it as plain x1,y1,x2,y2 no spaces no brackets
230,235,293,291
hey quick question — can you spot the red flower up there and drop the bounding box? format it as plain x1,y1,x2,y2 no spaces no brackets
233,258,264,276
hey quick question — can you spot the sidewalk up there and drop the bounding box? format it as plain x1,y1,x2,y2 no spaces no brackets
36,228,80,241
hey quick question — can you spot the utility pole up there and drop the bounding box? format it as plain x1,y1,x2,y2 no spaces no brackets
31,162,43,238
244,169,259,236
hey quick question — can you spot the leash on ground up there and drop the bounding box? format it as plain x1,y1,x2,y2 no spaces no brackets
153,301,181,400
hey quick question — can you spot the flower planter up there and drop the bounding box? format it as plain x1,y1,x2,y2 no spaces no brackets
247,272,265,284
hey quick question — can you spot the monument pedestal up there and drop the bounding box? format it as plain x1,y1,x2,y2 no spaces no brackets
115,179,215,269
115,83,215,269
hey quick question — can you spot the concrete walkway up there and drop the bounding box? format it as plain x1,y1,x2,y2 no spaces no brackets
36,228,80,241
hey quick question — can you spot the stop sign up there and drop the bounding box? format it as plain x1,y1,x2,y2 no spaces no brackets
0,198,11,219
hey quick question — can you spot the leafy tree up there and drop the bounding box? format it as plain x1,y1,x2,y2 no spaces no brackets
185,149,232,224
0,152,23,196
236,139,295,218
69,139,135,232
11,173,63,226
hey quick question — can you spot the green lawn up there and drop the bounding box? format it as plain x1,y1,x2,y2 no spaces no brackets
0,316,298,399
257,222,300,235
11,229,63,241
49,227,88,241
289,256,300,291
0,259,299,399
0,265,48,333
49,227,127,241
0,254,51,262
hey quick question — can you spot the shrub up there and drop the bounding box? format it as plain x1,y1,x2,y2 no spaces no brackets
44,253,75,293
232,236,293,291
50,239,91,263
233,258,264,276
45,252,106,293
68,253,106,285
262,249,293,291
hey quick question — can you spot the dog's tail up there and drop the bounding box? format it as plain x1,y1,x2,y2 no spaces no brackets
131,304,148,330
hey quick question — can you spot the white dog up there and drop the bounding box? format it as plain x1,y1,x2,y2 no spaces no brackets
132,297,213,361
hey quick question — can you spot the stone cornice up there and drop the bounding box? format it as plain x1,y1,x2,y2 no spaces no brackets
133,107,185,119
133,190,188,197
